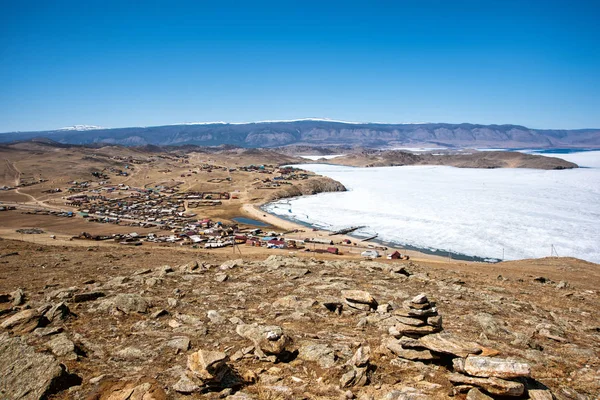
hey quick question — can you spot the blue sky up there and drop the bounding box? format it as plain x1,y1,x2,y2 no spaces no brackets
1,0,599,132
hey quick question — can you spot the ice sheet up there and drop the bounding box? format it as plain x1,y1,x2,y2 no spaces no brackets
265,159,600,263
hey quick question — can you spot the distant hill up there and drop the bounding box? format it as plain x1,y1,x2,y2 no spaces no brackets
1,120,599,149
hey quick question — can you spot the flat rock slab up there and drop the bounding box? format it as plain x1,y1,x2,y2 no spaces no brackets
0,309,42,334
341,290,377,305
298,342,337,368
46,333,77,360
464,356,531,379
385,339,438,361
414,332,483,357
449,373,524,397
113,293,150,313
0,332,74,399
72,291,105,302
394,322,441,336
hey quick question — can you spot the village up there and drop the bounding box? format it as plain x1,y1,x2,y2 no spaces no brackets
0,147,408,260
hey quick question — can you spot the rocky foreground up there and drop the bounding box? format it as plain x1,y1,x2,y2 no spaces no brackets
0,242,599,399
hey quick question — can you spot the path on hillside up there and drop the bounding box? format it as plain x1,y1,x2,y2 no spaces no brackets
3,158,20,186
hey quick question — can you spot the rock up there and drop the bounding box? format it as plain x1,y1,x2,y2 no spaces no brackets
272,295,317,310
207,310,225,324
220,259,243,270
166,336,190,351
46,333,78,360
448,373,524,396
114,346,156,361
155,265,174,276
342,290,377,305
340,367,369,388
91,378,167,400
452,357,466,373
377,303,392,313
215,273,228,282
393,322,441,336
1,309,43,334
555,387,589,400
133,268,152,275
0,332,79,399
348,345,370,367
167,298,178,307
393,316,426,327
536,323,567,341
427,315,443,328
463,356,531,379
381,387,428,400
145,277,161,287
179,260,200,273
413,332,482,357
395,306,438,318
187,349,228,380
298,342,337,368
236,324,289,357
385,338,438,361
34,326,64,337
151,309,168,319
411,293,428,304
173,373,200,393
72,291,105,303
280,267,310,279
466,387,494,400
113,293,150,313
11,288,25,306
44,302,72,322
473,312,513,338
528,389,555,400
556,281,569,289
45,287,77,301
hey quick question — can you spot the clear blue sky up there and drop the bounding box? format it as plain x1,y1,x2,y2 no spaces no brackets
1,0,599,132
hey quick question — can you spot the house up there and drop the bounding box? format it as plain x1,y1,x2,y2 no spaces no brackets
387,251,409,260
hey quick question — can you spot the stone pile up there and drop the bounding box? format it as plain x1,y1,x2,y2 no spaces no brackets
380,293,546,398
389,293,442,338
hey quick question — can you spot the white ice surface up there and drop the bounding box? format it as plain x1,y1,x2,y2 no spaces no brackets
265,156,600,263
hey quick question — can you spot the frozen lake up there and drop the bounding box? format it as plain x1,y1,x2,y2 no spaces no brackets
265,151,600,263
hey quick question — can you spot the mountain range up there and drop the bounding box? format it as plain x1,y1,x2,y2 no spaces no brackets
1,119,599,148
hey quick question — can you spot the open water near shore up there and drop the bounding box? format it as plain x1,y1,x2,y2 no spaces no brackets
264,150,600,263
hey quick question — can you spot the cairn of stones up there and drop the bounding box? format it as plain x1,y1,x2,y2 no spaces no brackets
382,293,535,398
389,293,442,338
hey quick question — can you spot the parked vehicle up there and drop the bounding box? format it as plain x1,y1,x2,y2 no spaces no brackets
361,250,380,259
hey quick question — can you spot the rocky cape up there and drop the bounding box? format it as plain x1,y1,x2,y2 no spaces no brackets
315,150,578,170
2,120,599,149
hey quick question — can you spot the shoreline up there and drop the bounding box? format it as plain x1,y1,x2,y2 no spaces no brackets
258,201,499,263
241,201,467,263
